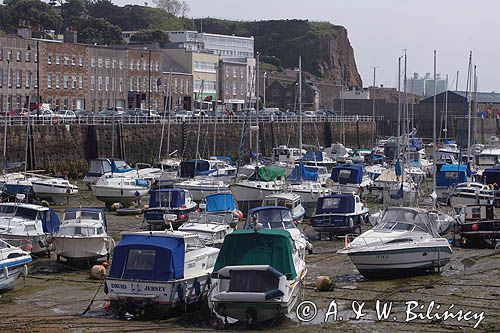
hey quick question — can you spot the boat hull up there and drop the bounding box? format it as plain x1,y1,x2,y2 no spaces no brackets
53,236,113,261
93,186,149,205
0,264,28,291
1,234,48,255
32,182,78,204
229,183,283,214
175,184,229,202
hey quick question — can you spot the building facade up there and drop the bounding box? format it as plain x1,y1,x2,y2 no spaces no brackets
161,53,193,111
219,58,247,111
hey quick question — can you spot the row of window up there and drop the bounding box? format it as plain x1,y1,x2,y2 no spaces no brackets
0,49,38,63
90,76,124,92
47,74,84,90
224,66,245,79
224,80,245,96
193,61,217,73
194,80,216,93
127,77,191,94
89,57,160,72
47,54,84,67
0,69,37,89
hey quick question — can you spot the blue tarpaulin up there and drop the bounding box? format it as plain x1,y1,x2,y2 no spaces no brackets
331,164,363,185
206,193,236,212
41,208,60,233
315,194,355,214
302,151,324,162
180,160,212,178
395,159,402,177
149,188,186,208
437,164,469,187
111,160,134,173
288,162,318,182
109,234,185,281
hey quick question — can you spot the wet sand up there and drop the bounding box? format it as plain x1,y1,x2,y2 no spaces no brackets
1,185,499,332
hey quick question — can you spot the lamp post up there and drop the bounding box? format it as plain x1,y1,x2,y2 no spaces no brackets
263,72,267,109
27,40,40,118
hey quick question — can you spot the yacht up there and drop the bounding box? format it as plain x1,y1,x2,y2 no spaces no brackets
31,177,79,204
92,176,150,207
311,193,369,238
105,231,219,318
179,159,237,182
287,163,331,213
0,239,32,291
209,228,307,324
84,158,162,187
338,207,452,278
175,177,229,202
0,203,60,255
144,188,197,230
262,192,305,222
52,208,115,262
449,182,494,208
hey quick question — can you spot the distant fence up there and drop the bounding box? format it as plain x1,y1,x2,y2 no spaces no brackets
0,114,381,126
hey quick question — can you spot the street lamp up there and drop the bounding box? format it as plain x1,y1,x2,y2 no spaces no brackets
263,72,267,109
27,40,40,119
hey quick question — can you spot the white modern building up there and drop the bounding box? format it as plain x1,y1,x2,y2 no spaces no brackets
407,72,447,97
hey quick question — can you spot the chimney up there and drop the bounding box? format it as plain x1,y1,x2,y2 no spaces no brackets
63,26,78,44
17,20,32,39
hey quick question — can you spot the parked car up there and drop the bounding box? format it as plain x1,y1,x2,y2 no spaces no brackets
29,109,53,118
74,109,94,118
175,110,194,120
96,110,121,119
53,110,77,119
106,106,125,115
303,111,317,118
1,108,31,117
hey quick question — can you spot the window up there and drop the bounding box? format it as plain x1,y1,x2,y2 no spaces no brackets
105,58,109,68
136,60,140,70
79,56,83,66
240,68,244,78
105,77,109,91
90,76,95,91
79,75,83,89
143,77,147,91
64,74,69,88
142,60,147,71
16,70,21,88
55,74,60,88
55,55,60,65
7,68,12,88
126,249,156,270
72,76,76,89
130,61,134,70
155,61,159,71
90,57,95,67
7,50,12,61
34,52,38,63
233,68,237,78
186,80,190,94
137,77,141,91
225,81,230,95
71,56,76,66
111,59,116,69
0,49,3,60
129,77,134,91
225,67,229,77
0,69,2,88
46,73,51,89
16,50,21,61
119,78,123,92
25,51,31,62
180,80,184,94
98,58,103,68
47,55,52,64
174,78,178,93
34,72,38,88
111,77,115,92
64,56,69,65
98,76,102,91
26,71,32,88
119,59,123,69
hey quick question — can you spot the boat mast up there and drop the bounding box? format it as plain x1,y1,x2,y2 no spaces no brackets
158,68,172,161
397,56,401,162
467,52,473,163
299,55,303,153
444,74,448,140
166,69,173,159
256,53,260,167
194,80,204,172
2,59,10,175
432,50,437,197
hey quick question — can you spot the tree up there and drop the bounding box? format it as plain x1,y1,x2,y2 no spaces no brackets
152,0,189,17
129,29,169,47
3,0,63,32
72,16,123,45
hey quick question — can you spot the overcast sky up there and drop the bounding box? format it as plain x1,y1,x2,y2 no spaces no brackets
117,0,498,92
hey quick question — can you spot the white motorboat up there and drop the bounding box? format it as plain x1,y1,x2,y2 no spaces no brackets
338,207,453,278
84,158,162,187
52,208,115,262
289,181,331,213
302,151,336,171
311,193,369,237
449,182,494,208
209,228,307,324
0,238,32,291
31,177,79,204
229,166,286,214
303,165,330,185
262,192,305,222
179,159,237,182
324,142,351,162
175,177,229,202
0,203,60,255
436,164,470,202
105,231,219,318
92,176,150,206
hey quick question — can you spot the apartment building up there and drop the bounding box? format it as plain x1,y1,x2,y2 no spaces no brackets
219,58,247,111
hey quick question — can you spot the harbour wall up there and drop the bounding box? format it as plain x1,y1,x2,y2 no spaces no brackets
1,121,375,177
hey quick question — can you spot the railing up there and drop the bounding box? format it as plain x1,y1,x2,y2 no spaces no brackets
0,114,380,126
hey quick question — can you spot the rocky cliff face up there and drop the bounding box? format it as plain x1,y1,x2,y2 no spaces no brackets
317,27,362,87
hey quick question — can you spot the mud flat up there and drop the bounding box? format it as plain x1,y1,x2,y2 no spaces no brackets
0,188,499,332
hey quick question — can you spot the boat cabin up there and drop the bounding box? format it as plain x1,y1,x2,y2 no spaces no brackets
58,208,107,236
272,145,303,163
244,206,295,230
331,164,364,185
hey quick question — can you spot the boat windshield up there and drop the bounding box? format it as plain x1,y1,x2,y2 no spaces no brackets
15,207,38,220
59,226,103,236
246,209,295,230
0,205,16,215
63,211,101,221
376,208,436,235
185,237,205,252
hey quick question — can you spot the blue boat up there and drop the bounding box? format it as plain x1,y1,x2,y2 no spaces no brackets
144,188,197,229
436,164,470,201
311,194,369,238
330,164,371,194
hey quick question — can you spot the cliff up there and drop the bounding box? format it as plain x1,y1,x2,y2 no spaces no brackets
191,19,362,87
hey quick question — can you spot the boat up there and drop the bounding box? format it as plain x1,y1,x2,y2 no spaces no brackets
0,202,60,255
382,181,418,206
271,145,304,175
31,177,79,204
481,168,500,207
302,151,336,171
229,166,286,214
329,163,372,195
208,228,307,324
456,204,500,246
324,142,351,162
0,238,32,291
175,177,229,202
2,176,39,197
144,188,197,230
338,207,453,278
349,149,372,164
83,158,162,188
287,162,331,213
311,193,369,238
200,192,241,228
448,182,494,208
262,192,305,222
436,164,471,203
475,148,500,174
51,208,115,262
303,165,330,185
105,231,219,318
92,176,150,207
179,159,237,182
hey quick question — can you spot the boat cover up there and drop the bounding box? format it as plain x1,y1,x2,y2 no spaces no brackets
214,229,297,280
331,164,363,185
315,194,355,214
288,162,318,182
483,168,500,186
180,160,212,178
111,159,134,173
41,208,60,233
437,164,469,187
109,234,185,281
3,160,24,170
63,208,107,230
303,151,323,162
206,193,236,212
249,166,286,182
149,188,185,208
86,159,112,176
